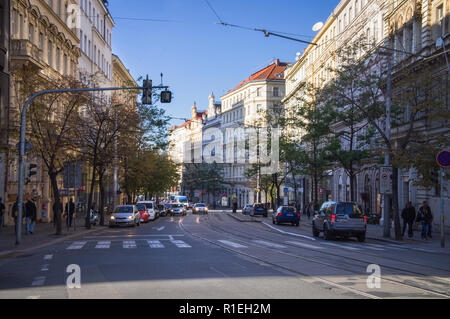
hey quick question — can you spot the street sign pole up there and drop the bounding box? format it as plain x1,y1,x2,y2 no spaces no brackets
436,150,449,248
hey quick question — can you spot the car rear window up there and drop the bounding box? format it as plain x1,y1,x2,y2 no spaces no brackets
254,204,264,209
336,203,363,217
195,204,206,207
115,206,133,214
136,205,146,211
282,207,296,213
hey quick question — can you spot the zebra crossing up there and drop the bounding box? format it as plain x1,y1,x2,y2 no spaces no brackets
65,239,193,250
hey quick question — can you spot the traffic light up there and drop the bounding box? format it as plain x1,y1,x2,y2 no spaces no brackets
24,162,37,185
142,76,152,105
160,90,172,103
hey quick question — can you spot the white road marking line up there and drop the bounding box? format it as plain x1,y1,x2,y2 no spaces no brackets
95,241,111,249
218,240,248,248
66,241,87,250
262,222,316,241
40,264,49,272
410,247,438,253
321,242,361,251
153,226,165,231
171,240,191,248
31,276,45,286
83,234,184,238
43,254,53,260
286,241,325,249
123,240,136,248
253,240,287,249
147,240,165,248
26,296,40,299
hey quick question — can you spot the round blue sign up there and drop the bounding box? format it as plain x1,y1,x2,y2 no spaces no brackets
437,151,450,168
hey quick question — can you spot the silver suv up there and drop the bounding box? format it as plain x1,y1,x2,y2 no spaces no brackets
312,202,366,242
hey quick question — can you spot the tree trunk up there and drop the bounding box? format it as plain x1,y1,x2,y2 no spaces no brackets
392,166,401,240
86,162,97,229
99,171,105,226
49,172,62,235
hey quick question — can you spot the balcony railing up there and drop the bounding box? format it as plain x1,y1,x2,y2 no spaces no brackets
11,39,44,66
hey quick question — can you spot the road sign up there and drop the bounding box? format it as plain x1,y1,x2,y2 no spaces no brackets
16,139,32,153
437,150,450,168
63,161,82,189
380,166,393,195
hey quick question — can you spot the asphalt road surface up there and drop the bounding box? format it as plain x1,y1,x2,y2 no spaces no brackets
1,211,449,299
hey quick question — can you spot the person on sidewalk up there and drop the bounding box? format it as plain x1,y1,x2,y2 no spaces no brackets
65,198,75,228
401,201,416,238
417,201,433,240
25,199,37,234
0,197,5,230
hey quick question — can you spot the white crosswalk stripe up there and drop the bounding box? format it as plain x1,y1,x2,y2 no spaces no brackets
147,240,165,248
95,241,111,249
123,240,137,249
286,241,325,249
218,240,248,248
321,242,361,251
253,240,286,249
66,241,87,250
171,240,191,248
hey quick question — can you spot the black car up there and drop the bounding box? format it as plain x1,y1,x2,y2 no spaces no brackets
156,204,168,217
250,203,268,217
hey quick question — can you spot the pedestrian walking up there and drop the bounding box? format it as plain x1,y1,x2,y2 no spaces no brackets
306,202,312,220
417,201,433,240
401,201,416,238
0,197,5,230
65,198,75,229
25,199,37,234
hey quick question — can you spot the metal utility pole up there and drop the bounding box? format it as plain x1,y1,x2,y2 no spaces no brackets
440,167,445,248
15,82,170,245
383,54,392,238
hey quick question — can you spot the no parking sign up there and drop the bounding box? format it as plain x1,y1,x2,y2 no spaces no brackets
437,150,450,168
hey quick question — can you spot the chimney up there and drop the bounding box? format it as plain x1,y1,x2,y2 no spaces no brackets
275,59,280,66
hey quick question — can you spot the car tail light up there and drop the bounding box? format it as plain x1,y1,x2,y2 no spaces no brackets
363,215,367,224
278,212,282,216
298,213,301,217
331,214,336,222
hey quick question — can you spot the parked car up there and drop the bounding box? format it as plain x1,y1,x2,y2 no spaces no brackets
136,201,156,221
193,203,208,214
155,204,168,217
170,203,186,216
109,205,140,227
272,206,300,226
242,204,252,215
136,204,150,223
250,203,268,217
312,201,367,242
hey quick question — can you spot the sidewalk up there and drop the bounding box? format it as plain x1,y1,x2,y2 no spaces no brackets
0,215,108,258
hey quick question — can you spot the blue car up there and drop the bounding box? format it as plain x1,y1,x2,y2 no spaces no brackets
272,206,300,226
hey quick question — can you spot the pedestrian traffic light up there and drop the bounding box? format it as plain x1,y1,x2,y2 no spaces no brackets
160,90,172,103
23,162,37,185
142,76,152,105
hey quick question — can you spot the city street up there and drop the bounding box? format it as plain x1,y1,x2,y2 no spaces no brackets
1,211,449,299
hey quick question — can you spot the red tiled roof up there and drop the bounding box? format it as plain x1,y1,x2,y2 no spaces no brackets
176,110,207,129
229,59,290,93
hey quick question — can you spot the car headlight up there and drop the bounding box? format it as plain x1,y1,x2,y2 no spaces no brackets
128,215,134,220
110,216,115,220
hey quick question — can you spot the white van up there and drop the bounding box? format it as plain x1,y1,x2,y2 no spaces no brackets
136,201,156,221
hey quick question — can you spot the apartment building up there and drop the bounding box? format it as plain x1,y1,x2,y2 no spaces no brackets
6,0,80,225
283,0,450,227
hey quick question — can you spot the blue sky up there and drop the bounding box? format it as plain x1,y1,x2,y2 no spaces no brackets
109,0,338,126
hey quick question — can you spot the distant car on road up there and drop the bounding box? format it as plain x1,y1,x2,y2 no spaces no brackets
250,203,268,217
109,205,140,227
242,204,252,215
155,204,168,217
272,206,300,226
170,203,186,216
193,203,208,214
312,201,367,242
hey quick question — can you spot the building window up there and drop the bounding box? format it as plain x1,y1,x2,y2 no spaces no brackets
56,47,60,72
48,41,53,67
28,24,34,44
88,40,91,58
63,54,68,75
273,87,279,97
80,30,83,51
256,88,261,97
39,33,44,50
257,104,262,112
437,5,444,38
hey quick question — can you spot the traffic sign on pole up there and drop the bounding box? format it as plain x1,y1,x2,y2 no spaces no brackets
437,150,450,168
380,166,393,195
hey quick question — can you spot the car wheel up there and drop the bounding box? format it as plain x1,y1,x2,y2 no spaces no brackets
264,214,268,218
272,218,275,224
296,222,299,227
357,232,366,242
312,224,320,237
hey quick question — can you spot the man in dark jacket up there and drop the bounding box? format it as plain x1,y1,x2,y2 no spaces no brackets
417,201,433,239
25,199,37,234
401,201,416,238
65,198,75,228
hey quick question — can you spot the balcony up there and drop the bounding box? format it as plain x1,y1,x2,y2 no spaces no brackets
11,39,44,69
